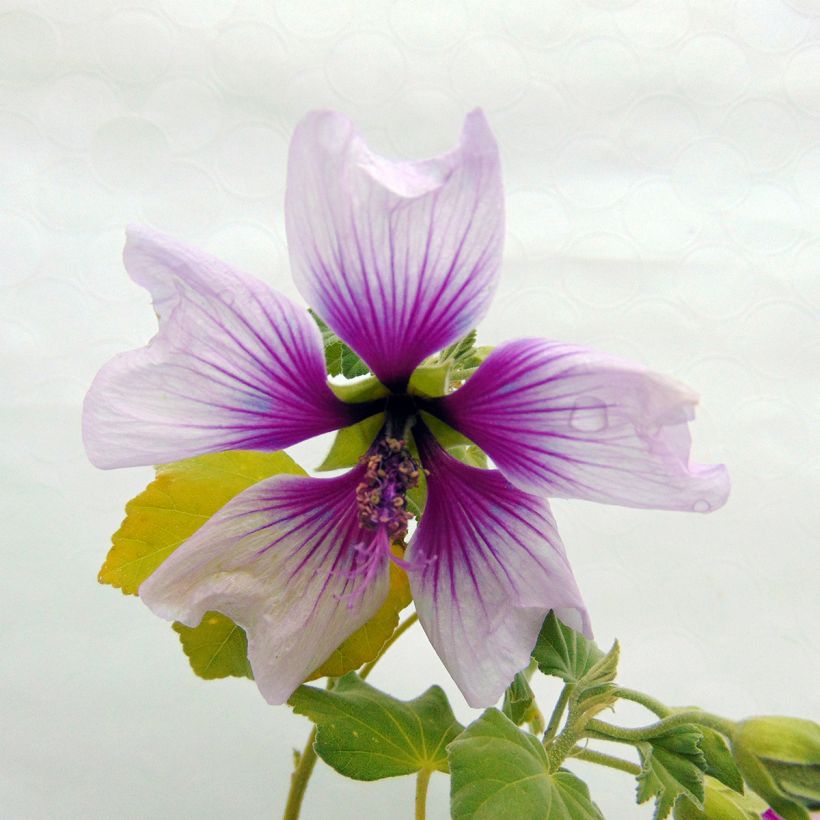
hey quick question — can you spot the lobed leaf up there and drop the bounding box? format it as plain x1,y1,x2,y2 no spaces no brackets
173,611,253,680
309,309,369,378
636,724,707,820
99,450,305,595
533,611,605,684
448,709,604,819
289,673,462,780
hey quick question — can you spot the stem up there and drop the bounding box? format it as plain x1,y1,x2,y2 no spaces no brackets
543,684,574,746
360,611,419,680
613,688,670,717
569,746,641,776
587,710,737,744
282,612,419,819
282,728,317,820
415,768,432,820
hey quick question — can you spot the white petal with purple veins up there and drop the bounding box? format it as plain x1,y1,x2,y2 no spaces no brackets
434,338,730,512
83,226,359,469
139,468,389,705
406,435,589,708
285,109,504,388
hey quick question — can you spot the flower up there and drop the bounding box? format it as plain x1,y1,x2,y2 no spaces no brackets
83,110,729,708
732,716,820,819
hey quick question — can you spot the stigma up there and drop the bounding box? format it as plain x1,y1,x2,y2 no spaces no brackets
344,436,421,604
355,436,419,540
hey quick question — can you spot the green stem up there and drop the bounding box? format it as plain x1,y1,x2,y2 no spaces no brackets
569,746,641,776
360,611,418,680
282,728,318,820
415,768,432,820
613,688,671,717
543,684,574,746
586,710,737,744
282,612,418,820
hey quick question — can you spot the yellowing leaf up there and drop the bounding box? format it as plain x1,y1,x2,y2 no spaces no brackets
173,611,253,680
308,548,412,680
98,449,305,595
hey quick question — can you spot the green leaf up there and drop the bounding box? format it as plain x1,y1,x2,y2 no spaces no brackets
99,449,305,594
328,375,388,404
420,411,489,469
698,727,744,794
673,777,766,820
448,709,604,820
172,611,253,680
532,611,606,684
636,724,707,820
317,414,383,471
309,309,369,378
408,330,490,398
570,640,621,725
289,673,463,780
408,360,451,398
502,671,536,727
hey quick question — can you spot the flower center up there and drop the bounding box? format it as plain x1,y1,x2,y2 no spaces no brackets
342,435,422,606
355,436,419,540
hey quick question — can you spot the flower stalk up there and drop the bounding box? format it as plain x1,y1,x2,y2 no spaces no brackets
415,768,432,820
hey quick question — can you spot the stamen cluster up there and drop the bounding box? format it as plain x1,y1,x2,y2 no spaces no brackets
355,436,419,540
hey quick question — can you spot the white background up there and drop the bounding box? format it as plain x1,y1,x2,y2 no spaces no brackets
2,1,820,818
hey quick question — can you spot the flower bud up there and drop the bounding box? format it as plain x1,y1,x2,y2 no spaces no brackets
731,716,820,820
673,777,767,819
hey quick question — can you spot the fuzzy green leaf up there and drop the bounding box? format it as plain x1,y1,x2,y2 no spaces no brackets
289,673,462,780
570,640,621,725
309,309,369,378
448,709,604,820
698,727,744,794
636,724,707,820
532,611,606,684
673,777,766,820
502,672,536,727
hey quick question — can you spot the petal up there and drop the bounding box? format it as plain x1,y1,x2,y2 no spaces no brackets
406,433,589,708
139,468,390,705
285,109,504,388
432,338,730,512
84,226,360,469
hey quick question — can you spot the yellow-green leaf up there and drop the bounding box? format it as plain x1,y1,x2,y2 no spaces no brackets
317,414,383,472
308,550,412,679
173,611,253,680
98,449,305,595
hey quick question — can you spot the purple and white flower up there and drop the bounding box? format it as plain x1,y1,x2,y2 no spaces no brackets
84,110,729,707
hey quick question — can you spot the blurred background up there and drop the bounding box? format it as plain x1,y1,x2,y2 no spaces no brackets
2,0,819,817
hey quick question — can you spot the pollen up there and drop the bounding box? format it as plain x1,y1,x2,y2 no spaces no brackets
355,436,419,541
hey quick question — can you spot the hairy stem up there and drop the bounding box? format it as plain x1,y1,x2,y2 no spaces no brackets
569,746,641,776
282,728,317,820
360,611,419,680
415,768,432,820
613,687,670,717
587,710,737,744
543,684,574,746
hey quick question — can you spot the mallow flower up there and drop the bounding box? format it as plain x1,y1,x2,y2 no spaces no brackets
83,110,729,708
